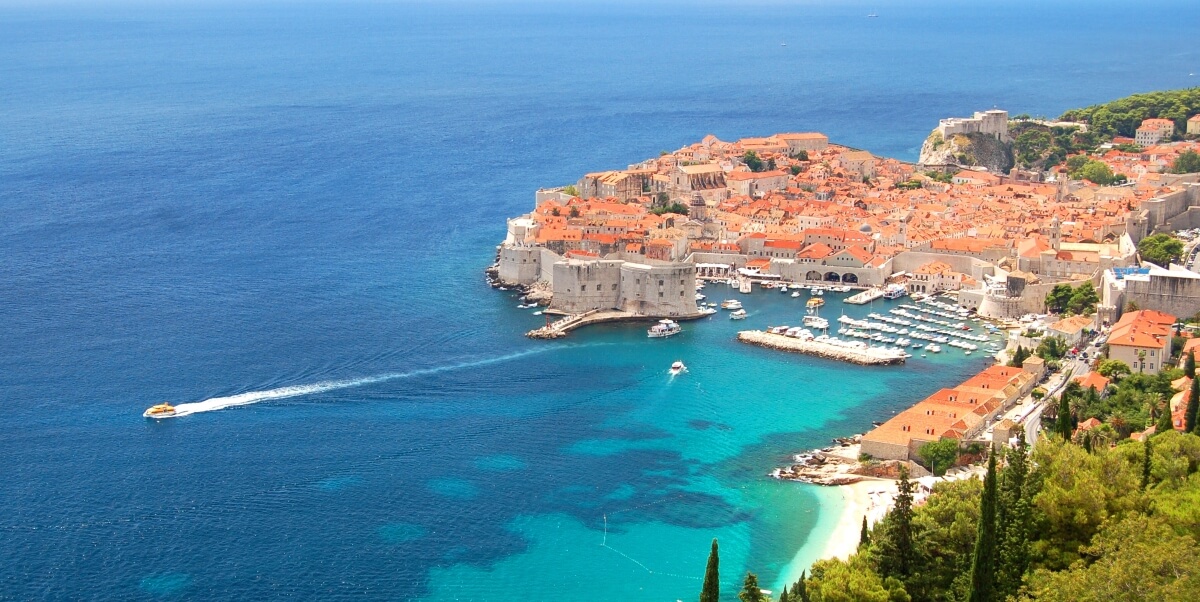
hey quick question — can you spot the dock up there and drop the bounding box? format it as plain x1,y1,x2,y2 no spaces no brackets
844,288,885,305
526,309,704,339
737,330,906,365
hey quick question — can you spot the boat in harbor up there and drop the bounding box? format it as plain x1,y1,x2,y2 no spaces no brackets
926,344,942,353
791,291,801,298
730,309,748,320
802,315,829,329
720,299,743,310
669,360,687,375
647,319,682,338
143,403,177,419
882,284,907,300
698,306,717,316
806,297,825,309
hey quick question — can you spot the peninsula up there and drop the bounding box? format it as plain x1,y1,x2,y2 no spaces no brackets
491,99,1200,339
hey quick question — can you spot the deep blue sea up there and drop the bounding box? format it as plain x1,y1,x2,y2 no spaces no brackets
1,1,1197,600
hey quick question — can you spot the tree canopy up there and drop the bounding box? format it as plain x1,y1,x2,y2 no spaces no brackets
1058,88,1200,139
1137,233,1184,267
1170,150,1200,174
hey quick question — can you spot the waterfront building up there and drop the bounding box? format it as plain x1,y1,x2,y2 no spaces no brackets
859,364,1038,463
1189,115,1200,136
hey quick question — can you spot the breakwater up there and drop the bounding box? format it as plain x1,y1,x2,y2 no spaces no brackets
737,330,906,365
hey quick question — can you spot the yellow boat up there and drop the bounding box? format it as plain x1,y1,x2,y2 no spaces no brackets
143,403,177,419
806,297,825,308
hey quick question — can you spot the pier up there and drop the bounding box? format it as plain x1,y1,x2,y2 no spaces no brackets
526,309,704,339
737,330,906,365
844,288,885,305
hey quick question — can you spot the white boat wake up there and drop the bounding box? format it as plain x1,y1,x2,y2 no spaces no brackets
164,346,564,418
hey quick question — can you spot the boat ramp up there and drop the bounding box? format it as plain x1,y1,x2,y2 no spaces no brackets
737,330,906,365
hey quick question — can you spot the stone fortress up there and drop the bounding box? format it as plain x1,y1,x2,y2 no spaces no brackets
937,109,1010,142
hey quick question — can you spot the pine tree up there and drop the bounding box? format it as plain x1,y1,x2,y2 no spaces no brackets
969,450,999,602
1187,377,1200,433
1143,437,1153,490
739,572,764,602
1055,393,1073,441
859,515,870,547
1186,351,1196,380
699,538,720,602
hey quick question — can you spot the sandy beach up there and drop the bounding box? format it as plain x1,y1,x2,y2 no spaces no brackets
819,480,886,561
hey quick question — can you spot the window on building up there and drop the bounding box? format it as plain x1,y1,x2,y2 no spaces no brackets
659,292,663,297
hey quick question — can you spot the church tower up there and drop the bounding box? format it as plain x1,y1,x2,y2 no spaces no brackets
1049,215,1061,251
689,192,708,222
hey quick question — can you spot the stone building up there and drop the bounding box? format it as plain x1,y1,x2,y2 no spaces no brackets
937,109,1010,142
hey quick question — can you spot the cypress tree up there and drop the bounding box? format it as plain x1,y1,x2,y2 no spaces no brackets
1055,393,1073,441
699,538,720,602
1157,396,1175,434
875,466,916,580
778,584,789,602
739,572,764,602
996,434,1032,602
1186,351,1196,380
1187,377,1200,433
859,515,870,547
793,571,810,602
969,450,999,602
1143,437,1153,490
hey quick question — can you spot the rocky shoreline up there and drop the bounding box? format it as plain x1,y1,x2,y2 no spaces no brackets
770,437,907,486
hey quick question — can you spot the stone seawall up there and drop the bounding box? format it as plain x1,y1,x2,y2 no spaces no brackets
737,331,905,365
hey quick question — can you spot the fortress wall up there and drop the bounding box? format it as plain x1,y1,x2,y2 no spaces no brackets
497,246,543,285
618,263,697,317
688,252,749,268
539,248,562,283
549,260,623,313
1125,275,1200,319
1164,206,1200,231
891,251,996,281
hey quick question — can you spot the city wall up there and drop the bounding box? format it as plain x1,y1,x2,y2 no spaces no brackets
1124,272,1200,319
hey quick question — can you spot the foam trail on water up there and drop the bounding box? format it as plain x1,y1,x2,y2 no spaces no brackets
168,346,569,417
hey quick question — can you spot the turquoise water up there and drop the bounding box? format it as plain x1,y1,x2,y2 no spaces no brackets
1,1,1196,599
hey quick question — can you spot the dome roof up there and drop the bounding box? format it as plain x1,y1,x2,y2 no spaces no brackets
858,223,873,233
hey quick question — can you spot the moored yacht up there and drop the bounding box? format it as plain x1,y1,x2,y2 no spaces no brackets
720,299,743,310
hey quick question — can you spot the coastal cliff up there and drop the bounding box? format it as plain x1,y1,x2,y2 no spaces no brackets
918,130,1014,174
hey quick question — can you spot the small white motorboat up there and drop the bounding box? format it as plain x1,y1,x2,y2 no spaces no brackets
669,361,687,376
730,309,748,320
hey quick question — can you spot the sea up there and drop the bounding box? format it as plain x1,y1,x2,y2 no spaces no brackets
1,0,1196,600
